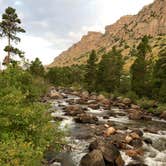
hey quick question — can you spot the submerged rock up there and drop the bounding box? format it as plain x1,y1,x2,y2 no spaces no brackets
74,113,98,124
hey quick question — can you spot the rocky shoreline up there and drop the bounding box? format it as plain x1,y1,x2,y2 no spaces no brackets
43,87,166,166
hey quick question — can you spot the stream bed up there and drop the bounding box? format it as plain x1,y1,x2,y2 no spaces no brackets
46,89,166,166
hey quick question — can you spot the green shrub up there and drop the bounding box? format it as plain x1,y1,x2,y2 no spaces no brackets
125,91,139,102
156,104,166,113
0,66,64,165
136,98,155,109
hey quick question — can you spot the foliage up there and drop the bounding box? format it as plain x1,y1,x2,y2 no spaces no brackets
136,97,156,109
29,58,45,77
130,36,151,97
46,65,85,87
0,7,25,64
84,50,98,92
97,46,123,92
152,49,166,102
0,66,64,165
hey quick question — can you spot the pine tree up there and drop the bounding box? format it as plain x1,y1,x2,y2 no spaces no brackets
84,50,97,92
97,46,123,92
152,49,166,102
0,7,25,65
29,58,45,76
130,36,151,96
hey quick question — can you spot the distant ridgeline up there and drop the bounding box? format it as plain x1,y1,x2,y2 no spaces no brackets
48,0,166,72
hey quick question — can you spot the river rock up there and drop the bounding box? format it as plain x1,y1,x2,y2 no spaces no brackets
76,98,87,104
141,115,152,121
122,98,132,105
160,111,166,120
90,94,97,100
104,127,116,137
48,90,63,99
64,105,84,116
128,111,142,120
74,113,98,124
129,139,143,148
125,149,144,158
125,135,133,143
131,129,143,137
131,104,140,110
81,91,89,100
88,139,124,166
88,103,100,109
80,149,105,166
143,138,153,145
130,132,140,139
97,94,106,102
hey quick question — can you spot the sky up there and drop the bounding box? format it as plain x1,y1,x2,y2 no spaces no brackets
0,0,154,66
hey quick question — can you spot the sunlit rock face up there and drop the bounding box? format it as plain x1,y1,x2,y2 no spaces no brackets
48,0,166,69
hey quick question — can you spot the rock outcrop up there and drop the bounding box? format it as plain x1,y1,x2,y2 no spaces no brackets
48,0,166,70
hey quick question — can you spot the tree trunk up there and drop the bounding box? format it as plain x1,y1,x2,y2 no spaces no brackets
7,34,11,64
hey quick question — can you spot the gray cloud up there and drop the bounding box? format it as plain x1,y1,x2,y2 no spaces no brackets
0,0,99,50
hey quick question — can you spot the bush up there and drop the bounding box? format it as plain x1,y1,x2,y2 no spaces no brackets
156,104,166,113
0,66,64,164
125,91,139,102
136,98,156,109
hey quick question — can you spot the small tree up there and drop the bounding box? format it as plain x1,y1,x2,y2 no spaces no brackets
97,46,123,92
130,36,151,96
0,7,25,65
84,50,97,92
152,49,166,102
29,58,45,76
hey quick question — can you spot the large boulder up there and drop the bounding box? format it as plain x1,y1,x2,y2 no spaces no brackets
88,139,124,166
122,98,132,105
74,113,98,124
128,111,142,120
80,150,105,166
64,105,84,116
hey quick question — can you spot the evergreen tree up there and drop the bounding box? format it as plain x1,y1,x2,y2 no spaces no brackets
130,36,151,96
152,49,166,102
97,46,123,92
0,7,25,65
29,58,45,76
84,50,97,92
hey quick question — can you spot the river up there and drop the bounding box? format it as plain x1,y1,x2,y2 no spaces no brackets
46,89,166,166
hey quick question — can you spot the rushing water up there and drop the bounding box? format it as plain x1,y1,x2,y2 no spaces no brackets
48,91,166,166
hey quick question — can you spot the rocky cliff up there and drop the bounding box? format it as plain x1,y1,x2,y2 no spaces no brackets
48,0,166,69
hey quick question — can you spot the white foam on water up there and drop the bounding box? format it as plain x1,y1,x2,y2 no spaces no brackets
120,151,133,165
67,138,89,166
143,139,166,166
108,116,129,123
59,116,75,130
87,107,107,114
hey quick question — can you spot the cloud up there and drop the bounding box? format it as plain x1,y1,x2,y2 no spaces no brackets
0,0,154,65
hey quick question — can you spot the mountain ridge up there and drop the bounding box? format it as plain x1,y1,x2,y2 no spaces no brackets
48,0,166,68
